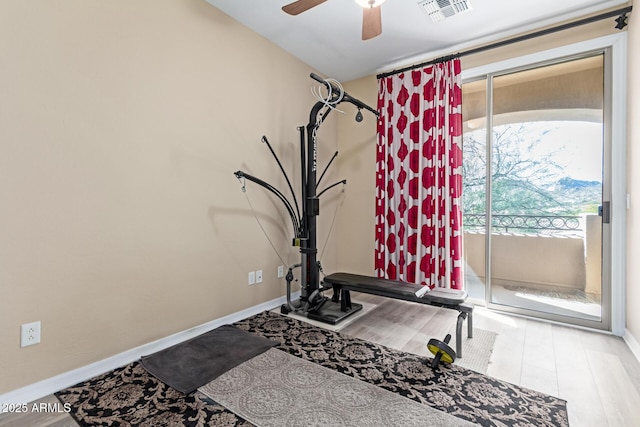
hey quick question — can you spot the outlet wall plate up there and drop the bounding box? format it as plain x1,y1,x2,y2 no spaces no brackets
21,321,41,347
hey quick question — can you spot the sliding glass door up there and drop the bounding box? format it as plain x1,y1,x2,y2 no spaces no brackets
462,52,611,330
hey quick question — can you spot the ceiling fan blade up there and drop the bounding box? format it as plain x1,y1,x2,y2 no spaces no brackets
362,6,382,40
282,0,327,16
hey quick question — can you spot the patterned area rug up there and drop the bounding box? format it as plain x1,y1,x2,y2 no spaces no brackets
235,312,568,427
199,348,474,427
56,310,569,427
56,362,250,426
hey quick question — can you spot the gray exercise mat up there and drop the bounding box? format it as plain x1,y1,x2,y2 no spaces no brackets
200,348,475,427
140,324,278,393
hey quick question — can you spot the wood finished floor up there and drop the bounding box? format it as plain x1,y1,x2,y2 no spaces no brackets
2,293,639,426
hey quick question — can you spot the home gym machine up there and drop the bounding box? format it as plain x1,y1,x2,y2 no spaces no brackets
235,73,473,361
234,73,379,325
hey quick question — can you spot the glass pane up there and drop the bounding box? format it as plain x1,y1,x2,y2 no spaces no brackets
462,78,487,302
489,55,604,322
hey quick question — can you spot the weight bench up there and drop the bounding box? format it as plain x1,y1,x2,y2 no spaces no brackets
324,272,473,358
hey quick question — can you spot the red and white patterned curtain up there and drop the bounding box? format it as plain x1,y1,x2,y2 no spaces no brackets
374,58,464,290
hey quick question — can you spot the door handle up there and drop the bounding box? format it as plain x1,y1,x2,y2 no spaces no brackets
600,201,610,224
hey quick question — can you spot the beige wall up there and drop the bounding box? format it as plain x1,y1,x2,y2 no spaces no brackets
464,233,587,289
335,78,379,275
0,0,342,394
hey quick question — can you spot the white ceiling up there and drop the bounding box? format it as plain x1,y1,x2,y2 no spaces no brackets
205,0,628,82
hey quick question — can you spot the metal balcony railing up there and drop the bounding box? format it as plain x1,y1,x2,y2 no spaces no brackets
463,213,582,235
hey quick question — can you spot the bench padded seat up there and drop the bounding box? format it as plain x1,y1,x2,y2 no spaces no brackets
324,272,467,306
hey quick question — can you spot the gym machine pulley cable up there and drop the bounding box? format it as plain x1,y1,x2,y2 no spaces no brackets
234,73,379,323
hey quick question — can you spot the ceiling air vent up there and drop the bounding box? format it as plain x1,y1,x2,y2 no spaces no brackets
419,0,472,22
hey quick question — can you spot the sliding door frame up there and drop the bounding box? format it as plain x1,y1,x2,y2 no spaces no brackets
461,33,627,335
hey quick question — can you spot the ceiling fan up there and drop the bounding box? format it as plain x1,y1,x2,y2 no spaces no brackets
281,0,386,41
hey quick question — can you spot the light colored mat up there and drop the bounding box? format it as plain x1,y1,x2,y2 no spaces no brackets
439,327,497,374
272,300,378,332
199,348,474,427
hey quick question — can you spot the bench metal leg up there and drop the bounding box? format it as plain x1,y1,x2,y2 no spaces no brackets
455,306,474,358
339,288,352,312
456,313,465,358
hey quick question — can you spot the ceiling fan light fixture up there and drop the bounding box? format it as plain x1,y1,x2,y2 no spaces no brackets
418,0,472,22
354,0,387,8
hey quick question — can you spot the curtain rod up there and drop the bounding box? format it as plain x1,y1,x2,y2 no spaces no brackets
377,5,632,79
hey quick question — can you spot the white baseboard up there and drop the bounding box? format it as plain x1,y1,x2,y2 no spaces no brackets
0,293,299,409
624,328,640,364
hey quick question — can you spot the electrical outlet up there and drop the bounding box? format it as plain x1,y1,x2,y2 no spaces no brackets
248,271,256,285
21,321,41,347
277,265,284,278
256,270,263,283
